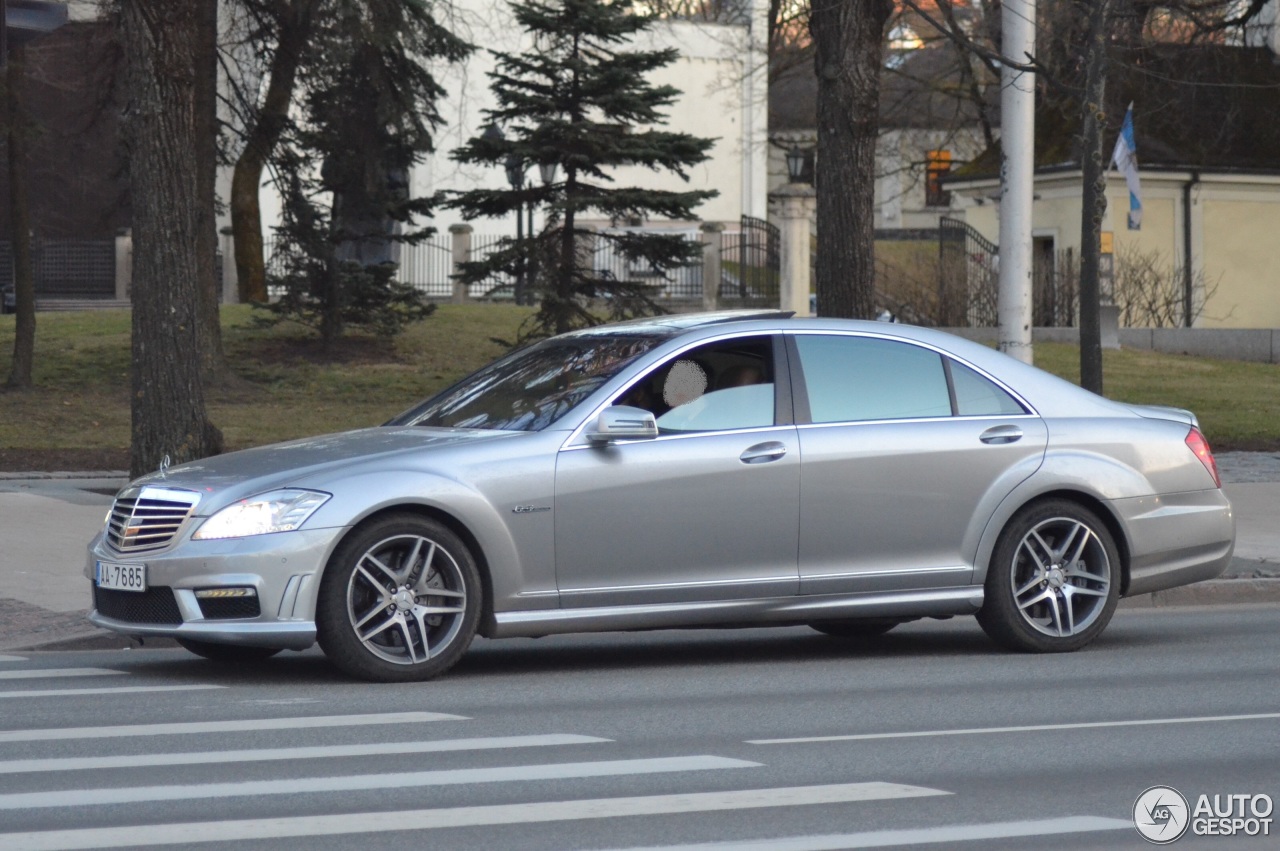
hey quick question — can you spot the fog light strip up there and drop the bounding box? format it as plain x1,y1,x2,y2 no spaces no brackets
0,782,950,851
0,711,464,744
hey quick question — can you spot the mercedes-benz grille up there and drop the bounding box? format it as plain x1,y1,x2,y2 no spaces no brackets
106,486,200,553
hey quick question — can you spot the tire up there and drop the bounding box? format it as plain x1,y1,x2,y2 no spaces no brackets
316,514,482,683
810,619,902,639
977,499,1120,653
176,637,282,663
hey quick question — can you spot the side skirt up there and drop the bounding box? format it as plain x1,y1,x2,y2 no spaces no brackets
489,587,984,639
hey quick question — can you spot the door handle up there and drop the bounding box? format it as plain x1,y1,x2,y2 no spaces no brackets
979,425,1023,445
740,441,787,464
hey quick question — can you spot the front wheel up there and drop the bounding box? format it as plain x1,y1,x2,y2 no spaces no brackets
977,499,1120,653
316,514,482,683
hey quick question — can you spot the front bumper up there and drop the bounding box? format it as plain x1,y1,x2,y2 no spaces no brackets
85,526,346,650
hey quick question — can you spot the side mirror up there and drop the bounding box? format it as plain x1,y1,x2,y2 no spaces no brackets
587,405,658,444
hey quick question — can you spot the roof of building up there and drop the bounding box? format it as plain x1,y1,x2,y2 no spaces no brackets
953,44,1280,180
769,45,999,134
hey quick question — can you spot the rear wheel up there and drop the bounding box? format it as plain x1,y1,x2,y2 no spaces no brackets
316,514,481,683
175,638,281,663
810,619,902,639
977,499,1120,653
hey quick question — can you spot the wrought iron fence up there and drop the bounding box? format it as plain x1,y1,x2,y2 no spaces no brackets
589,230,703,300
0,239,115,297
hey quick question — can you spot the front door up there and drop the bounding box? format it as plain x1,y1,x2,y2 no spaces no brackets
554,334,800,607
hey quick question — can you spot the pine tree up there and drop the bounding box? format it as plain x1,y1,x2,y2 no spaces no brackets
257,1,469,350
449,0,717,340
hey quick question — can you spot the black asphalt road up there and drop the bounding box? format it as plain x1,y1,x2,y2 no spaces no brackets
0,605,1277,851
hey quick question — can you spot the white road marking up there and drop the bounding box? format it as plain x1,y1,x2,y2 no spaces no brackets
0,655,27,663
0,733,609,774
0,668,125,681
749,711,1280,745
0,685,224,700
0,711,467,744
0,781,949,851
602,816,1134,850
0,755,759,811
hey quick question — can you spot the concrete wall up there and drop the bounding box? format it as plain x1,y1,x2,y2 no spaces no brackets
946,326,1280,363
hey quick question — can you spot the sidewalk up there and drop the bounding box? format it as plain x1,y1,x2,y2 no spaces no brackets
2,455,1278,651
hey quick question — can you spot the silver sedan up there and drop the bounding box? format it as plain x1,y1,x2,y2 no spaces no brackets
85,311,1235,681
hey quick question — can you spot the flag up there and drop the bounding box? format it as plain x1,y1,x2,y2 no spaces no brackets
1111,103,1142,230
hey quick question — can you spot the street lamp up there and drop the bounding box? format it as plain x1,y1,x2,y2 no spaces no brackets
785,145,808,184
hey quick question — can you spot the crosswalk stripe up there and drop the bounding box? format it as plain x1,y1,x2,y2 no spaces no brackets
748,711,1280,745
600,815,1135,850
0,668,125,681
0,656,26,663
0,711,467,744
0,781,950,851
0,685,224,700
0,755,759,811
0,733,610,774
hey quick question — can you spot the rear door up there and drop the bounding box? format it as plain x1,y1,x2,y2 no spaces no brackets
788,332,1047,594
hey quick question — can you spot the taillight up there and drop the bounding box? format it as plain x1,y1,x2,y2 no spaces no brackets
1186,427,1221,488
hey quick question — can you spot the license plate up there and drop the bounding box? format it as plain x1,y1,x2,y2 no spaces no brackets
95,560,146,592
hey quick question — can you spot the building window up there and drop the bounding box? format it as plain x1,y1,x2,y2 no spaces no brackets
925,150,952,207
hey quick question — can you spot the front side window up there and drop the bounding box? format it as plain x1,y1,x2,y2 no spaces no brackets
616,336,776,433
391,334,667,432
794,335,951,423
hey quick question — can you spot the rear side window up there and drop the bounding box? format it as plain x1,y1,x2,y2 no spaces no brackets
794,335,951,423
950,360,1027,416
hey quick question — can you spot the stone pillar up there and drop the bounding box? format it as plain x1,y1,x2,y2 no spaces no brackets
700,222,724,312
219,226,239,304
114,229,132,302
449,223,472,304
770,184,816,316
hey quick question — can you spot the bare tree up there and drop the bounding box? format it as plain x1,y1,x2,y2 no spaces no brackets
4,46,35,389
226,0,320,304
195,0,226,380
119,0,223,477
810,0,895,318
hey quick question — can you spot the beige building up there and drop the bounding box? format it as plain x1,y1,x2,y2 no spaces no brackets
948,39,1280,330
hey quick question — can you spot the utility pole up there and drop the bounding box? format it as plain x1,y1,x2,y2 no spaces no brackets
997,0,1036,365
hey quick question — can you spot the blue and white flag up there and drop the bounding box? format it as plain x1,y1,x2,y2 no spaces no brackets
1111,103,1142,230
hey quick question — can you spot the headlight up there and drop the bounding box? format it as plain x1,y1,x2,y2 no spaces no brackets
193,489,331,540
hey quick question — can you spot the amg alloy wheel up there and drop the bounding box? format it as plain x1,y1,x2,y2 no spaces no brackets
978,499,1120,653
317,514,481,682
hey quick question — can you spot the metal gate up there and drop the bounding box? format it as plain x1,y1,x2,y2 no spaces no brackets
938,217,997,326
722,215,779,306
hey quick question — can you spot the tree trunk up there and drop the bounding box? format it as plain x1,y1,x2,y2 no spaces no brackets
1078,0,1112,395
195,0,226,380
229,0,318,304
809,0,893,319
120,0,223,478
5,47,35,390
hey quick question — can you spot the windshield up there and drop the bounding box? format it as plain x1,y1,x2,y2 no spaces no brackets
389,334,667,432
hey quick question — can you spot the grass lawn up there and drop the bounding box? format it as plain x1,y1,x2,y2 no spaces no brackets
0,305,1276,470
